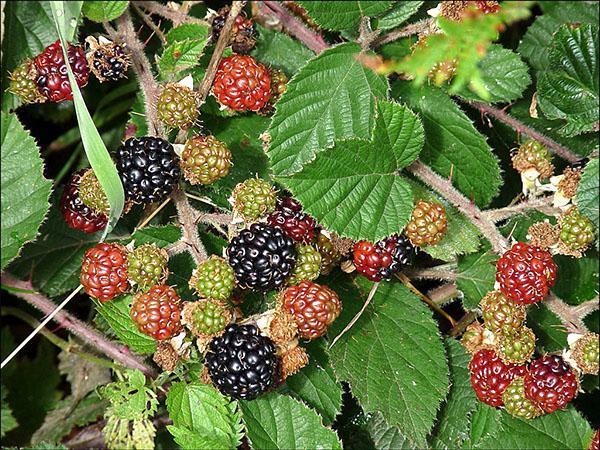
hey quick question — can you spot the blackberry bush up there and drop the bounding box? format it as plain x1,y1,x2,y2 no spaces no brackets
2,2,598,449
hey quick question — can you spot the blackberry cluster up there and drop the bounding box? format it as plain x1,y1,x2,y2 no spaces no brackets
267,197,317,244
116,137,181,204
227,223,297,291
60,170,108,234
205,324,278,400
353,234,416,281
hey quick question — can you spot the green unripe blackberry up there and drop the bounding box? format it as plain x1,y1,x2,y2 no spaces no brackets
512,140,554,179
182,300,232,337
496,327,536,365
232,178,277,221
78,169,110,216
128,243,169,291
559,208,595,251
480,290,526,336
502,377,543,420
189,256,236,301
9,59,46,104
287,244,321,285
571,333,599,375
157,83,198,129
180,135,232,185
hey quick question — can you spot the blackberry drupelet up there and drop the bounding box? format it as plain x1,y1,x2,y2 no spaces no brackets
205,324,278,400
227,223,297,291
116,137,181,204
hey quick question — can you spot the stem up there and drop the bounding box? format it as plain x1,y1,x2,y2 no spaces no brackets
404,267,458,281
0,273,156,377
258,1,329,54
196,1,246,104
132,2,167,45
172,187,208,264
448,311,479,338
428,283,460,305
483,195,560,222
396,273,457,327
545,294,598,334
132,1,208,26
1,307,120,371
464,100,580,163
372,19,433,47
407,160,509,254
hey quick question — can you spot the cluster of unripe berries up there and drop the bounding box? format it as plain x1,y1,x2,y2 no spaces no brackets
9,37,130,104
462,241,598,420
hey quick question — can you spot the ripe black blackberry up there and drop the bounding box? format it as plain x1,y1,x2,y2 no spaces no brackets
86,37,130,82
227,223,297,291
205,324,278,400
116,137,181,204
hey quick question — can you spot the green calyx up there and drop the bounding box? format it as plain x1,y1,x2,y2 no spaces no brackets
497,327,536,365
157,83,198,130
79,169,111,216
288,244,322,285
502,377,543,420
559,208,595,250
128,243,169,291
190,256,235,301
232,177,277,221
9,59,45,104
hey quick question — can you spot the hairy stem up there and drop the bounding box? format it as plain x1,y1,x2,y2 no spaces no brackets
404,267,458,281
464,100,580,163
1,273,156,377
132,1,208,26
132,2,167,45
407,160,509,254
196,1,246,104
483,195,560,222
427,283,460,305
372,18,434,47
172,187,208,264
258,1,329,54
545,294,598,334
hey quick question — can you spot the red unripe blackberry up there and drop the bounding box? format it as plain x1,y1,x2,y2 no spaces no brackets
353,234,416,282
80,243,130,302
282,280,341,340
267,197,317,244
469,349,527,407
212,55,271,112
34,40,89,102
130,285,183,340
60,170,108,234
205,324,278,400
523,355,579,413
496,242,557,305
590,429,600,450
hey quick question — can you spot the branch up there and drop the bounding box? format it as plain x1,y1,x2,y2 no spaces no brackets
0,273,156,377
404,267,458,281
372,18,434,47
257,1,329,54
545,293,598,334
427,283,460,305
132,1,208,26
109,10,162,136
464,100,580,163
172,187,208,264
407,160,509,254
196,1,246,104
483,195,561,222
131,2,167,45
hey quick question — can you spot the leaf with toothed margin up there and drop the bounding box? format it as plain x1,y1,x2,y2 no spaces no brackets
298,1,393,31
267,43,388,177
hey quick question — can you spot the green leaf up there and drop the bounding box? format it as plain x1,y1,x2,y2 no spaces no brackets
364,412,412,449
537,24,599,137
9,201,127,297
552,251,599,305
281,100,422,240
131,225,182,248
1,387,18,438
51,2,125,237
82,1,128,22
166,23,210,44
328,278,449,447
58,349,112,401
527,304,567,353
298,1,393,31
376,1,423,31
394,81,501,207
453,45,531,104
1,112,52,270
577,157,599,232
518,2,599,73
95,295,157,354
477,407,594,450
429,339,477,450
456,247,497,310
267,42,388,177
166,382,243,449
240,393,342,449
285,341,342,425
464,403,502,448
252,25,314,75
408,180,481,261
159,38,208,79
